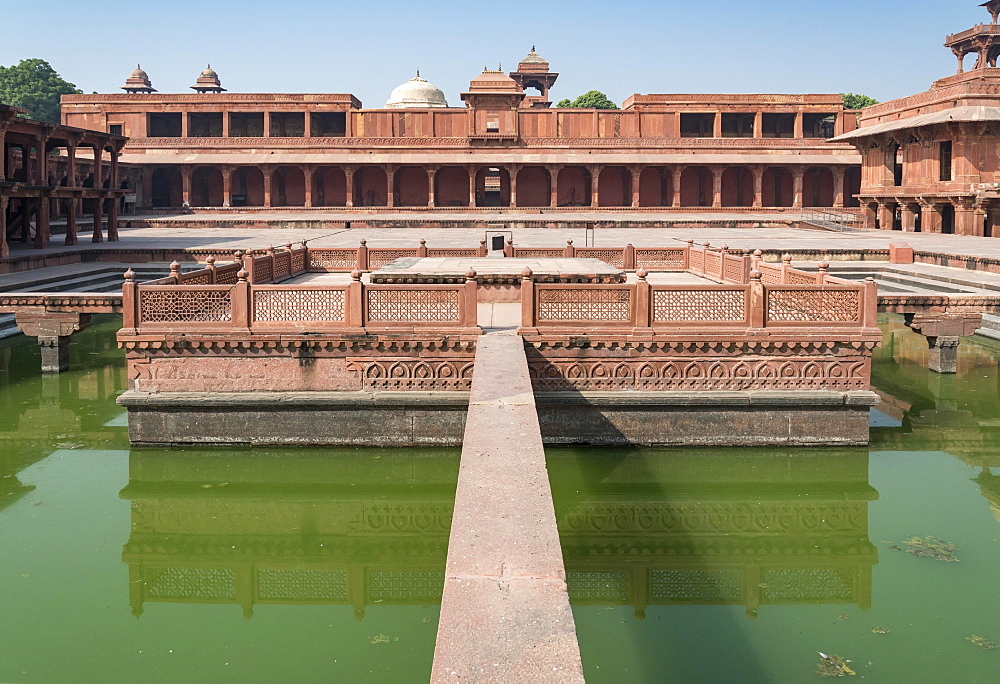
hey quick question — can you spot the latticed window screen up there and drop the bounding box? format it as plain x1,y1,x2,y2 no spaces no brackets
367,290,460,321
254,290,346,321
139,290,232,322
653,290,745,322
767,289,860,322
537,289,632,321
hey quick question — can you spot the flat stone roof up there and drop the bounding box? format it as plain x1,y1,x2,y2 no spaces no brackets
370,257,625,284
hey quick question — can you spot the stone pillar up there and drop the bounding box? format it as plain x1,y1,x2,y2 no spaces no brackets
877,202,894,231
793,112,804,138
753,111,762,139
262,167,273,207
67,142,77,187
64,196,77,246
713,113,722,138
0,126,6,182
92,190,103,243
345,166,355,207
14,311,91,373
222,113,230,138
263,111,271,138
386,166,395,208
92,144,103,194
0,196,7,257
34,192,50,249
907,313,982,373
427,167,436,208
509,166,519,208
630,166,641,208
107,192,119,241
468,165,476,207
900,203,916,231
549,165,559,207
955,203,977,235
180,113,189,138
833,168,846,208
303,166,314,208
711,166,723,208
589,165,600,207
37,134,49,186
671,166,683,207
751,166,764,208
221,166,233,207
180,165,192,206
791,166,805,208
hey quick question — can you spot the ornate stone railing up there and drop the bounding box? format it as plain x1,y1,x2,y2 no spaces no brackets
520,272,877,331
122,270,479,334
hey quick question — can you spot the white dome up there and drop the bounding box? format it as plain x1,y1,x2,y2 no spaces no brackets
386,72,449,108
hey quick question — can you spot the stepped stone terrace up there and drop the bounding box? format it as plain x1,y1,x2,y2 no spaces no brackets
116,240,882,447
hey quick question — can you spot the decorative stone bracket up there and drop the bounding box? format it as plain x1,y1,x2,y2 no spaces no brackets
905,312,982,373
14,311,92,373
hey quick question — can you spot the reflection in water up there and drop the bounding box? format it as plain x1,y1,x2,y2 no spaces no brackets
0,315,125,513
550,449,877,620
120,450,458,618
873,315,1000,518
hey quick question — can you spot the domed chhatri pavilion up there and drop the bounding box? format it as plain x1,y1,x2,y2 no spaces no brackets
385,72,449,108
62,47,864,214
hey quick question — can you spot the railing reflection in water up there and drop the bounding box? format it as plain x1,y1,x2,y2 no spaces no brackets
548,448,878,619
119,449,459,618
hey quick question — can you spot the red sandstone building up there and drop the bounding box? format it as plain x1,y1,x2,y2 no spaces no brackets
833,1,1000,236
61,51,863,212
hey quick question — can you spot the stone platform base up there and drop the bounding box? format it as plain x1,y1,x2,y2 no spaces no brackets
118,390,878,447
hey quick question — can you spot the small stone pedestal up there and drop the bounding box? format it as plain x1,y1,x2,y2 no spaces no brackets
906,313,982,374
14,311,92,373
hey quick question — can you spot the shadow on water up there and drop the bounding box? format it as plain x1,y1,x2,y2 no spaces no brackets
547,445,877,682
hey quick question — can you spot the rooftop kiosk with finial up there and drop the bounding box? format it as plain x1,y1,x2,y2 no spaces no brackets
121,65,156,94
509,46,559,108
191,65,226,93
947,2,1000,71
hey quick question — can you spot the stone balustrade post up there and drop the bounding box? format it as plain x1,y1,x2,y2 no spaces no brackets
749,271,765,328
861,279,879,329
232,270,251,329
477,240,487,257
504,239,514,258
816,261,829,284
624,244,636,270
357,240,369,271
347,270,364,327
122,269,137,331
563,239,575,258
520,268,535,329
418,239,429,257
206,256,217,284
463,269,478,327
635,269,651,328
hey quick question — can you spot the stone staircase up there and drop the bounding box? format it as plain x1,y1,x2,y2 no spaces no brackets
822,263,1000,339
0,263,182,339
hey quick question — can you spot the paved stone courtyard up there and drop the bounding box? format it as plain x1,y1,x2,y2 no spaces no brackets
10,212,1000,262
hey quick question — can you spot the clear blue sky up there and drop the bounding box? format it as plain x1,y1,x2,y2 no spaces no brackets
0,0,983,107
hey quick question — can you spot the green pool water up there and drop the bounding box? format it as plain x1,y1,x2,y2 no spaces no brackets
3,315,1000,682
551,317,1000,682
0,317,459,683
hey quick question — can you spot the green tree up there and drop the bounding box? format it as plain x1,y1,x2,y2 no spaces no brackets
556,90,619,109
0,58,82,123
841,93,879,110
